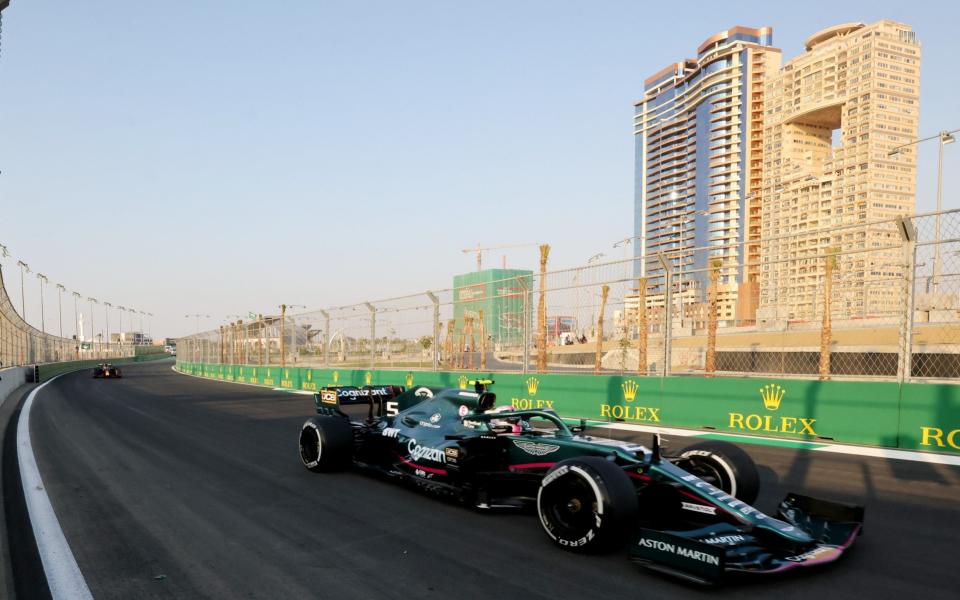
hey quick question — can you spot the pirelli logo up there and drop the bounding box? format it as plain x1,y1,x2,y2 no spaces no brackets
320,390,338,405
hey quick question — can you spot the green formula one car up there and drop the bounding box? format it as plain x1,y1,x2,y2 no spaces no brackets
297,381,863,584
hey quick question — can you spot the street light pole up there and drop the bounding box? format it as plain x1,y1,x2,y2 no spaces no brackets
933,131,953,293
72,291,81,358
56,284,65,338
88,297,98,355
185,314,209,334
586,253,605,338
16,260,29,319
72,292,81,338
36,273,48,333
118,306,125,347
889,128,958,295
104,302,112,347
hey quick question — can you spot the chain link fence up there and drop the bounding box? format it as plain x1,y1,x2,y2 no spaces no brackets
0,265,132,367
179,209,960,382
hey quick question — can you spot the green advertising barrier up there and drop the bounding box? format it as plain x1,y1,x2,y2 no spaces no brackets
898,383,960,453
173,361,960,455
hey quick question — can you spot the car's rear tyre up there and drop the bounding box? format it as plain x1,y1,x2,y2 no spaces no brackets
537,457,638,552
299,417,352,472
673,441,759,505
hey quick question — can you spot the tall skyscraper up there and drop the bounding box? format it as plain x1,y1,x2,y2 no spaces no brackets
758,21,920,321
634,27,781,324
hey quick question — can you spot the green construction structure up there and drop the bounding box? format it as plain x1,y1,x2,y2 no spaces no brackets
453,269,532,348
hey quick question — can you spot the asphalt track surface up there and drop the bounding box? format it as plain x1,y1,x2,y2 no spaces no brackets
17,361,960,599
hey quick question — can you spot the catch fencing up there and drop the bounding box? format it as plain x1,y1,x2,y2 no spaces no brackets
179,209,960,382
0,265,132,366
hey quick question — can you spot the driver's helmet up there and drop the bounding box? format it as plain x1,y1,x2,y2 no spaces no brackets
487,405,523,434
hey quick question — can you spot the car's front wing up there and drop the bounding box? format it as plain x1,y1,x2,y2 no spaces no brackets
629,493,863,585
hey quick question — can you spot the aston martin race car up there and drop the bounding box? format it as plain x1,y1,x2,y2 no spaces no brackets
92,363,122,378
297,381,864,584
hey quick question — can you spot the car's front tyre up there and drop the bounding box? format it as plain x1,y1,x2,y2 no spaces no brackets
672,441,759,504
537,457,638,552
298,417,352,472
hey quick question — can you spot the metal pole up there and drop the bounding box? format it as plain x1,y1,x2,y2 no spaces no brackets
933,133,945,294
365,302,376,369
280,304,287,368
56,284,64,338
426,292,439,371
88,298,97,357
320,310,330,367
519,276,530,374
37,274,47,333
72,292,80,358
259,315,265,365
657,252,672,378
290,314,297,364
898,240,918,382
104,303,112,348
17,261,28,320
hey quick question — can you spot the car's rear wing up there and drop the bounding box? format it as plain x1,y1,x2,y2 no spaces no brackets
314,385,406,419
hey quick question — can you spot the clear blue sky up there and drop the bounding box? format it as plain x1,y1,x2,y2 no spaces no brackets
1,1,958,338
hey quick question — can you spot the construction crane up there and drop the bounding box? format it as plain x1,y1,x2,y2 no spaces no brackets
462,242,539,271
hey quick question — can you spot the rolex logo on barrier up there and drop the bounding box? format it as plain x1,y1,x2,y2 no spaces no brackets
364,372,373,385
760,384,786,411
284,369,289,379
302,369,317,391
526,377,539,396
332,371,340,384
458,375,469,390
600,380,659,422
512,377,553,410
728,383,817,436
406,373,414,387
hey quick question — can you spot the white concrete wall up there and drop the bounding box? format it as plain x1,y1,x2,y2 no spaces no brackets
0,366,27,408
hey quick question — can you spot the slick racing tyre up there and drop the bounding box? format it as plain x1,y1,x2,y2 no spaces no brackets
673,441,759,505
537,457,638,553
298,417,353,472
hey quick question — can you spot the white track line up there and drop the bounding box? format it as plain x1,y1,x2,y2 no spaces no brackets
173,367,960,467
17,375,94,599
